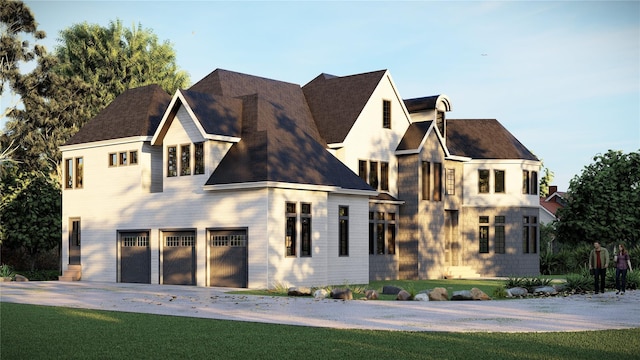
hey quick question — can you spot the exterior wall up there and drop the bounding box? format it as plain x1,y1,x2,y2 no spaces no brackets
460,206,540,276
397,154,420,279
338,73,411,198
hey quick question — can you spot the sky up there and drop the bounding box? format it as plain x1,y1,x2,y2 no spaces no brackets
3,0,639,190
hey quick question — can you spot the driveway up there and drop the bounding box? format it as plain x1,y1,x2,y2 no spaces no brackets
1,281,639,332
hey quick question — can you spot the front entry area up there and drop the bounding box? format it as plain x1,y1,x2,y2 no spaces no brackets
162,230,196,285
119,231,151,284
208,229,248,288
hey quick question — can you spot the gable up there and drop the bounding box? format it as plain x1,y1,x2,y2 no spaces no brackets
303,70,387,144
65,84,171,146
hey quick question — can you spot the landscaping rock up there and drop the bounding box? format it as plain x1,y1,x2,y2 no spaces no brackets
533,286,558,296
14,274,28,282
288,287,311,296
382,285,402,295
470,288,491,300
330,288,353,300
428,287,449,301
451,290,473,301
506,287,528,297
396,290,412,301
313,289,328,299
414,293,429,301
365,289,378,300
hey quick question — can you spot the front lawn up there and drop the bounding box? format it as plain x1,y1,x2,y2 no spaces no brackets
1,302,638,360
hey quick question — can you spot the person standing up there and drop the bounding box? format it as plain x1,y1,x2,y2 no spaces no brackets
589,242,609,294
614,244,633,295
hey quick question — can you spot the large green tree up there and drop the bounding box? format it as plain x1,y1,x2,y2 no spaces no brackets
556,150,640,246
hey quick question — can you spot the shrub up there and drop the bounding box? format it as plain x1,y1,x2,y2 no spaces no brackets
0,264,16,279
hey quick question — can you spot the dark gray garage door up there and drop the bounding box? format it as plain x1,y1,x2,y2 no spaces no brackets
163,231,195,285
209,229,247,288
120,231,151,284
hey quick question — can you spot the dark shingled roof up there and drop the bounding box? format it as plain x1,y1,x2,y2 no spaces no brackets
65,85,171,145
303,70,387,144
403,96,439,113
191,70,372,191
446,119,538,160
396,121,433,151
179,89,243,138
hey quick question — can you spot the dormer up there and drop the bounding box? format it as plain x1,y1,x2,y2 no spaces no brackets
404,95,452,142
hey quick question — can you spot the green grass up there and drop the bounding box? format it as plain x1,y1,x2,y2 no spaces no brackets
2,302,638,360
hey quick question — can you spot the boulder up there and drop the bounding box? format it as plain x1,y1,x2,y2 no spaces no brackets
365,289,378,300
470,288,491,300
506,287,528,297
414,293,429,301
14,274,28,282
451,290,473,301
382,285,403,295
330,288,353,300
313,289,328,299
533,286,558,296
288,287,311,296
396,290,412,301
428,287,449,301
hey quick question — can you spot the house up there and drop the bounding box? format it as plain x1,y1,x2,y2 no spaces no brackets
539,185,566,225
60,68,541,288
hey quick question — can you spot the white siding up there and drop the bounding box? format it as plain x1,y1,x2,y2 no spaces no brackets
462,160,541,207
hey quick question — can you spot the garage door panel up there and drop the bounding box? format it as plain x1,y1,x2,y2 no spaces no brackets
120,232,150,284
163,232,195,285
209,230,247,288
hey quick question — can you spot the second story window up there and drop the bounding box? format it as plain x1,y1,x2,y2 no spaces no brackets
167,146,177,177
369,161,379,189
380,162,389,191
422,161,430,200
446,168,455,195
65,157,83,189
180,144,191,176
433,162,442,201
494,170,505,193
478,169,490,194
382,100,391,129
194,142,204,175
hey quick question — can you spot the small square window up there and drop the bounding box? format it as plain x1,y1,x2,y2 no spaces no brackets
129,151,138,165
109,153,117,167
119,152,127,166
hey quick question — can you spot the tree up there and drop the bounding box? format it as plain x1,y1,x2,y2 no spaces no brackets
0,0,45,117
538,162,555,198
55,19,189,122
0,168,61,270
556,150,640,247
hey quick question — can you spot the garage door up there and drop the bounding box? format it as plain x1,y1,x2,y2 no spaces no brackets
120,231,151,284
163,231,195,285
209,229,248,288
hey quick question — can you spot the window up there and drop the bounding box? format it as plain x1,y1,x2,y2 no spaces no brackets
522,216,538,254
65,157,83,189
75,157,83,188
433,162,442,201
436,110,445,136
387,213,396,255
194,142,204,175
522,170,530,194
446,168,455,195
523,170,538,195
369,212,375,255
380,162,389,191
109,153,117,167
479,225,489,253
376,212,385,255
285,202,296,257
180,144,191,176
369,161,379,189
478,169,490,194
369,211,396,255
495,216,505,254
119,152,127,166
382,100,391,129
65,158,73,189
530,171,538,195
301,203,311,257
358,160,367,182
494,170,505,193
129,151,138,165
167,146,177,177
422,161,430,200
339,206,349,256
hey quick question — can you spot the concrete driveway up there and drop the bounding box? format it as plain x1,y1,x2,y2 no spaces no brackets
1,281,639,332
